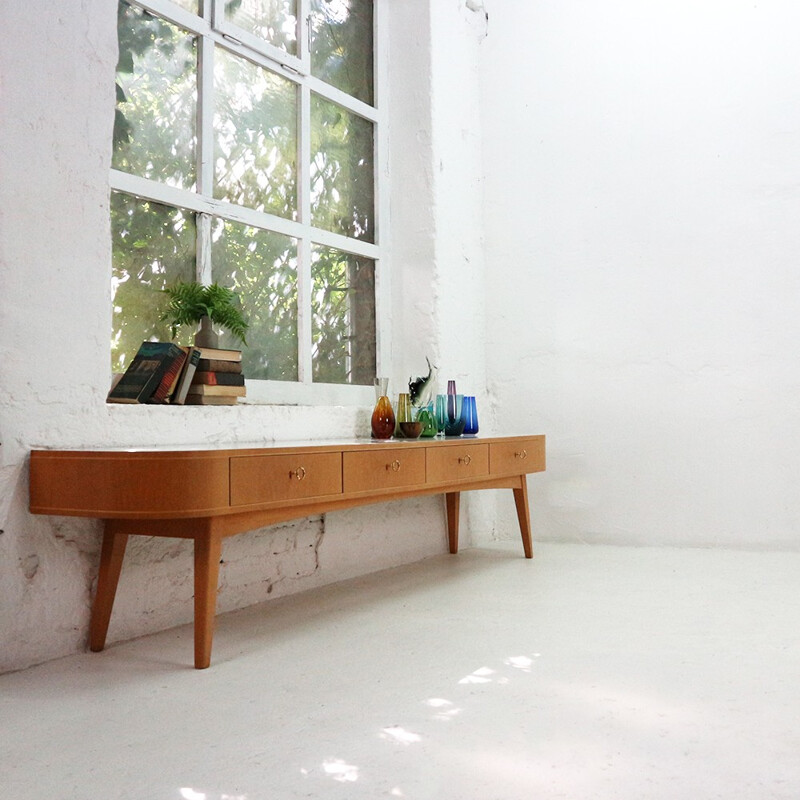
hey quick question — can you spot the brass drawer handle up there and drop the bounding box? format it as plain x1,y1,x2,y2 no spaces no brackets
289,466,306,481
458,454,472,466
387,459,401,472
515,449,528,460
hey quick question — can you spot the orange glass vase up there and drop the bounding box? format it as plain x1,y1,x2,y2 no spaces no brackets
371,378,396,439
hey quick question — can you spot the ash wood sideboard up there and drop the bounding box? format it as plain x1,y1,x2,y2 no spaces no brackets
29,435,545,669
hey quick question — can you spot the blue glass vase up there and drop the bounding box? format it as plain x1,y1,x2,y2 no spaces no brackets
462,396,479,435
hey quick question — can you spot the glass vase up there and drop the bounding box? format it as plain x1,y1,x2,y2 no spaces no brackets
396,392,412,423
371,378,395,439
435,394,448,436
417,403,438,437
444,393,466,437
462,396,479,435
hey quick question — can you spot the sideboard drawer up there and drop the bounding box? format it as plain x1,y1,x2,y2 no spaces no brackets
230,452,342,506
343,448,426,494
426,443,489,484
489,436,546,475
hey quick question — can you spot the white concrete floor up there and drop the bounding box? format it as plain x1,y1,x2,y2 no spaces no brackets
2,541,800,800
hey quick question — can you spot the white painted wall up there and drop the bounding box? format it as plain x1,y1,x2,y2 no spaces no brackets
14,0,791,673
482,1,800,548
0,0,493,672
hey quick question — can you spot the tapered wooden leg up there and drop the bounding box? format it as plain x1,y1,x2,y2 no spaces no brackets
194,528,222,669
89,523,129,652
445,492,461,554
513,476,534,559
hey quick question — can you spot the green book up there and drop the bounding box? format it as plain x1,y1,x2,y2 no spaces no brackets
107,341,186,404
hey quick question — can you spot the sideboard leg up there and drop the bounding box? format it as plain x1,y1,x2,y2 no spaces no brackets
90,523,129,652
194,528,222,669
513,476,534,559
446,492,461,554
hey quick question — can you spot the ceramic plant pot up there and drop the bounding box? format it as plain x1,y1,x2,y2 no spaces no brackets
194,315,219,349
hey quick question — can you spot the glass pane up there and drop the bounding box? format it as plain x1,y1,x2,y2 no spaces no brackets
310,95,374,241
214,48,298,219
113,2,197,190
211,219,299,382
111,192,196,372
224,0,298,56
311,246,375,385
310,0,374,105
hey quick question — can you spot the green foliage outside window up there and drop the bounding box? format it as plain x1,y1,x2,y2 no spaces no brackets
112,0,377,385
211,220,299,381
111,193,195,373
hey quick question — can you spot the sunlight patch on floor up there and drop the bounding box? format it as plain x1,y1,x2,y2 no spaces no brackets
380,725,422,745
321,757,359,782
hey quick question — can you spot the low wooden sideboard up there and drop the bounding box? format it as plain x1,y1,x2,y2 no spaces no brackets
29,435,545,668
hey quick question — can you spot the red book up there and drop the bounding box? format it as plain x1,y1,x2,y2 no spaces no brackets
149,348,188,403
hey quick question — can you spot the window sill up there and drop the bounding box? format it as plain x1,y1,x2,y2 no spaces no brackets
106,379,375,408
241,380,374,407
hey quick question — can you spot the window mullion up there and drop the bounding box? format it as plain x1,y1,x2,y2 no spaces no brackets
197,36,214,198
297,80,313,384
209,0,223,30
373,0,390,376
111,169,380,252
196,34,215,284
306,76,378,124
197,213,212,284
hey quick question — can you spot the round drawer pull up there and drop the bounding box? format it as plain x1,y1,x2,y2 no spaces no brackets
458,454,472,466
515,449,528,460
387,459,402,472
289,466,307,481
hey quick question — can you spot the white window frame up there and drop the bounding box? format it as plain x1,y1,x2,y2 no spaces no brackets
111,0,390,406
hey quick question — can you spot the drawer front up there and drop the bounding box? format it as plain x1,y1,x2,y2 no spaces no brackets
426,443,489,485
489,437,546,475
230,452,342,506
29,452,232,517
343,448,426,494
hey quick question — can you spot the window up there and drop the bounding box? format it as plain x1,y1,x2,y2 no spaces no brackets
111,0,384,400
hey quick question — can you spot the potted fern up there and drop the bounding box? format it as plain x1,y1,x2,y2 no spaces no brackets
161,281,248,349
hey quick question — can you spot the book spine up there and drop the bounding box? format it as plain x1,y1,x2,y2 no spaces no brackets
196,359,243,374
196,348,242,362
192,371,246,386
184,395,239,405
172,348,202,405
186,384,247,397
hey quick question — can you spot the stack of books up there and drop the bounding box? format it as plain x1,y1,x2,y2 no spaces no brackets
185,347,246,406
107,342,201,404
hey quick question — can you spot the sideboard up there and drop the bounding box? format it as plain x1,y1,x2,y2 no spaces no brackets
29,435,545,668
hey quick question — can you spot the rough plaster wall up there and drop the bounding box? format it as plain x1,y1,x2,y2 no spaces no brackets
387,0,498,548
388,1,437,380
427,1,499,545
0,0,480,673
481,1,800,548
429,2,489,400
